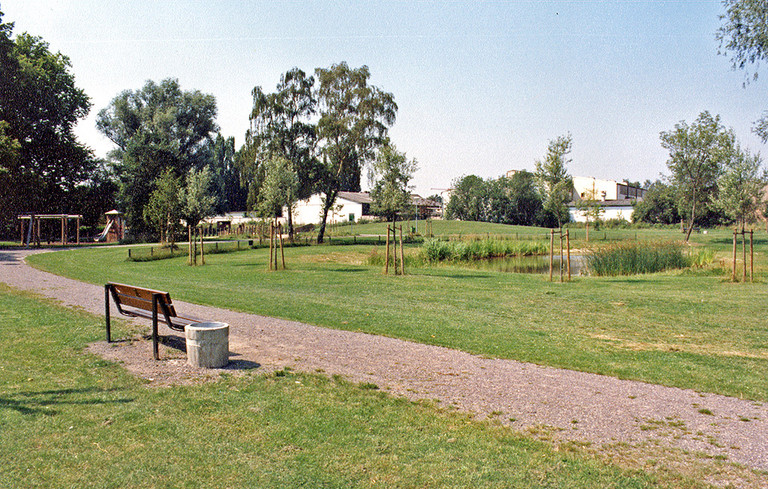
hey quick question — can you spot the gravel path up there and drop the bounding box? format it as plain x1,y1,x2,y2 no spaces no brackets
2,248,767,486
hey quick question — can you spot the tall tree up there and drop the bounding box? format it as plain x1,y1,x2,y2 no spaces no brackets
717,0,768,141
370,145,417,223
209,133,247,213
445,175,486,221
716,145,767,230
0,10,94,236
660,111,735,241
239,68,317,240
632,180,681,225
535,134,574,228
315,62,397,243
96,78,218,236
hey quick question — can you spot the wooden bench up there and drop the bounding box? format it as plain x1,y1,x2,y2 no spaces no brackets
104,282,203,360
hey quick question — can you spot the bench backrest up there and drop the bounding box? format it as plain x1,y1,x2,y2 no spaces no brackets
109,282,178,317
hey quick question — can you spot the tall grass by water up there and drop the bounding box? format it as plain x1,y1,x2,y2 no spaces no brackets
421,238,548,263
586,241,691,276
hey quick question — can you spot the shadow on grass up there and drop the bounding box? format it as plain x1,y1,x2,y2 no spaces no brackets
0,387,133,416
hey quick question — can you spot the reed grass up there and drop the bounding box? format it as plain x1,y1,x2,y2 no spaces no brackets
420,238,548,263
586,241,691,276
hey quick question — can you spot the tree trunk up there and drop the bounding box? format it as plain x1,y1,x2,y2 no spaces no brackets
684,202,696,242
188,226,193,265
317,191,338,244
287,210,294,243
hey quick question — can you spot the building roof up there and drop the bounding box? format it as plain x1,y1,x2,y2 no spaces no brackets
338,191,373,204
569,199,636,208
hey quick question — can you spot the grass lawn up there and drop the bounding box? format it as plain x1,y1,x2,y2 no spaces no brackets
1,285,687,488
27,224,768,403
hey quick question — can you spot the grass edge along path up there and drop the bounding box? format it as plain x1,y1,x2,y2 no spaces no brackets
26,244,768,404
0,284,704,488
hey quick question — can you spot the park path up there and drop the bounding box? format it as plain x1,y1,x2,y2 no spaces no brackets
1,247,767,484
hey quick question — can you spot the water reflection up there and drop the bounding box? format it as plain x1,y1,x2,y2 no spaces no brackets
459,255,586,275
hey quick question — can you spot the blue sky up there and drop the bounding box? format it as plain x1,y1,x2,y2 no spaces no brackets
2,0,765,195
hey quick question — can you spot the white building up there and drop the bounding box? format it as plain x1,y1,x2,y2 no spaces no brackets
572,176,646,201
290,191,442,225
569,176,646,223
291,191,375,226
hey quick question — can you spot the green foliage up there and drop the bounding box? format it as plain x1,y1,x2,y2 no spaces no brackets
257,155,298,219
209,133,247,213
660,111,735,240
179,166,217,228
445,171,543,226
96,78,218,235
142,168,181,244
632,181,681,225
370,145,417,221
420,238,548,263
535,134,574,227
586,241,691,276
239,68,317,237
575,182,605,229
715,145,767,229
0,12,95,237
314,62,397,243
717,0,768,85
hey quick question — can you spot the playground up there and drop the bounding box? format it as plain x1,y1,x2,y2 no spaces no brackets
17,209,124,246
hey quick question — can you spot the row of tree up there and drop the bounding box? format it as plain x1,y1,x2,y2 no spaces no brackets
1,7,416,244
0,10,109,237
634,111,766,238
446,135,575,228
96,63,409,244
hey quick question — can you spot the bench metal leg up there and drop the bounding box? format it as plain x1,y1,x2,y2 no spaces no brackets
152,293,159,360
105,284,111,343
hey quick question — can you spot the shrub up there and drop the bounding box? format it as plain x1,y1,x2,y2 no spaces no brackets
420,238,547,263
585,241,691,276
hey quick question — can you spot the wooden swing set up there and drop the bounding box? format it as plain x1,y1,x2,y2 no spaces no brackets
18,213,82,246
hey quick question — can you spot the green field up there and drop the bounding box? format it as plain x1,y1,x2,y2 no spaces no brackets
27,224,768,402
1,285,694,488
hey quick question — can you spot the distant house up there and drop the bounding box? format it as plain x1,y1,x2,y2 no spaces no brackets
290,191,442,225
568,176,646,223
291,191,374,226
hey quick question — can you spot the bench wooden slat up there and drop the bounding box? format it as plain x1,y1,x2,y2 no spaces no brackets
105,282,206,360
111,282,177,317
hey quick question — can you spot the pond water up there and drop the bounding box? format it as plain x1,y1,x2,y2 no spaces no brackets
460,254,587,275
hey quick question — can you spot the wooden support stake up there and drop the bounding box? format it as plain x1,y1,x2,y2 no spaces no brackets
559,228,564,283
750,229,754,283
384,226,390,275
188,226,193,266
566,229,571,281
732,229,737,282
399,225,405,276
269,222,274,271
549,229,554,282
741,229,746,282
279,222,285,269
200,228,205,265
76,216,80,245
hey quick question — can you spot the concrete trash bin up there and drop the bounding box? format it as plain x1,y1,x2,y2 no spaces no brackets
185,322,229,368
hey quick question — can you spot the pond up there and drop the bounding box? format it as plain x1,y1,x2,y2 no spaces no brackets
460,254,587,275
